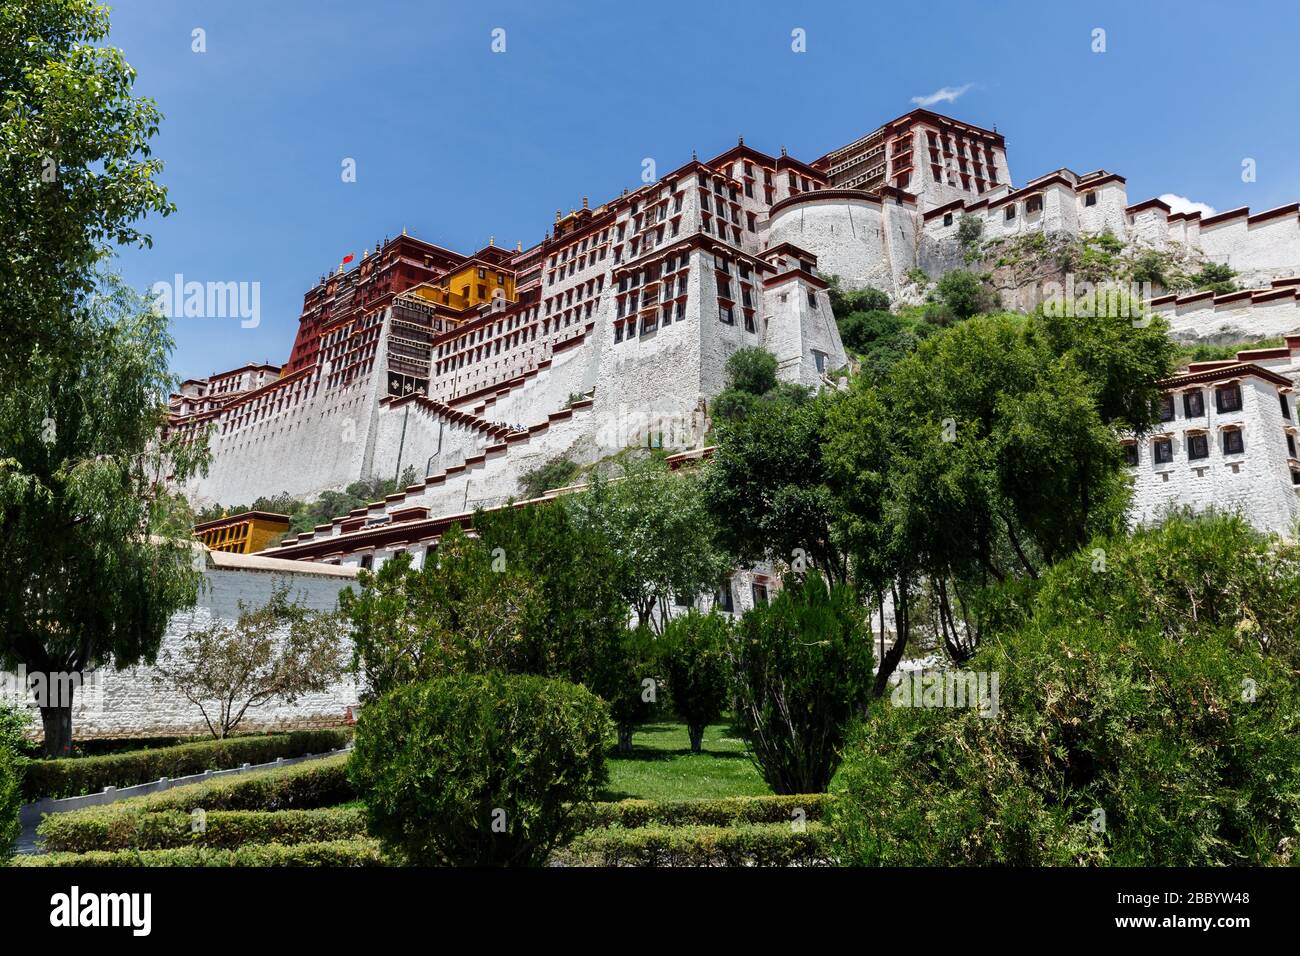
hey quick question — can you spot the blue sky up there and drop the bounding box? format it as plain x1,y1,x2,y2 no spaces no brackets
104,0,1300,381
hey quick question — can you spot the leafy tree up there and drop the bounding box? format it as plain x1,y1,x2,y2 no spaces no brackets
934,270,996,319
472,499,628,697
1,0,174,384
728,574,874,794
705,391,849,584
567,459,729,634
723,347,779,396
516,456,580,500
339,525,540,698
827,279,891,318
827,304,1176,688
956,213,983,253
660,611,731,753
712,347,811,422
0,274,205,755
1188,261,1237,296
350,673,610,866
153,583,348,738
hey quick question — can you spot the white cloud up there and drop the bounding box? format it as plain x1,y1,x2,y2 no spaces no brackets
1158,193,1217,217
911,84,973,108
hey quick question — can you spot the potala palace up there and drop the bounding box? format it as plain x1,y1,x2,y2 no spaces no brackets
166,106,1300,568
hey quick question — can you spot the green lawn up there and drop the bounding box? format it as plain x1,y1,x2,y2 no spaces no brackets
601,722,771,802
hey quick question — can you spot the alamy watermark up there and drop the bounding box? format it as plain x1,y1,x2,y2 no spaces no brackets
1039,276,1158,325
890,668,1000,718
0,666,105,715
151,274,261,328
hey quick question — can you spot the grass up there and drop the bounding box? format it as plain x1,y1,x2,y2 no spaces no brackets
601,722,771,802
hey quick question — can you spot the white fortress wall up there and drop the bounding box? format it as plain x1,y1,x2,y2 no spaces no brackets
767,193,892,291
1128,372,1300,536
0,552,362,739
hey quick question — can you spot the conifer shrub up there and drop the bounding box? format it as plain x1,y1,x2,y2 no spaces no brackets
832,513,1300,866
729,574,874,794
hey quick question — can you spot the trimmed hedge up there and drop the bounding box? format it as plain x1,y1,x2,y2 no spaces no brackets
0,748,19,858
95,753,354,814
22,730,351,801
12,837,385,868
39,806,365,853
576,794,830,830
556,822,832,867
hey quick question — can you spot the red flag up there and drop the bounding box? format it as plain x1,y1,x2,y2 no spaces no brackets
342,253,355,265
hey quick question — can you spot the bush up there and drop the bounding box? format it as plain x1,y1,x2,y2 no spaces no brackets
0,702,32,754
729,574,874,794
556,822,831,867
13,837,385,868
349,673,611,866
85,753,354,814
0,747,20,859
832,515,1300,866
38,806,365,853
605,627,666,752
575,793,830,830
935,270,995,319
660,611,731,752
21,729,351,801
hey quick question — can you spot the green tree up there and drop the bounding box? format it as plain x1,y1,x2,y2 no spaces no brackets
567,459,729,634
516,456,580,500
0,274,205,754
339,525,540,698
153,583,348,738
934,270,996,319
1,0,174,383
660,610,731,753
827,304,1176,687
728,574,874,794
705,391,849,584
472,499,629,697
711,347,811,422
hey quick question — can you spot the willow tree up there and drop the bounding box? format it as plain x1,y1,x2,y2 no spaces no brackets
1,0,174,383
0,276,205,755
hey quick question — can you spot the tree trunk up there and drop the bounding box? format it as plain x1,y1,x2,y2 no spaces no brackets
688,724,704,753
617,726,633,753
40,704,74,758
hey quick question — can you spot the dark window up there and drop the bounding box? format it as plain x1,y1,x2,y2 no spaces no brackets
943,212,953,227
1158,394,1176,422
1188,433,1209,460
1027,196,1042,213
1183,390,1204,418
1153,438,1173,464
751,583,769,606
360,554,373,570
1281,393,1292,420
1223,429,1244,455
1123,443,1139,466
1287,433,1296,458
716,582,735,613
1216,383,1243,413
1005,205,1016,221
1085,192,1097,207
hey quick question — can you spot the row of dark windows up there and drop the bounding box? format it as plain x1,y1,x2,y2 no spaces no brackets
1126,428,1245,466
1158,383,1244,422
